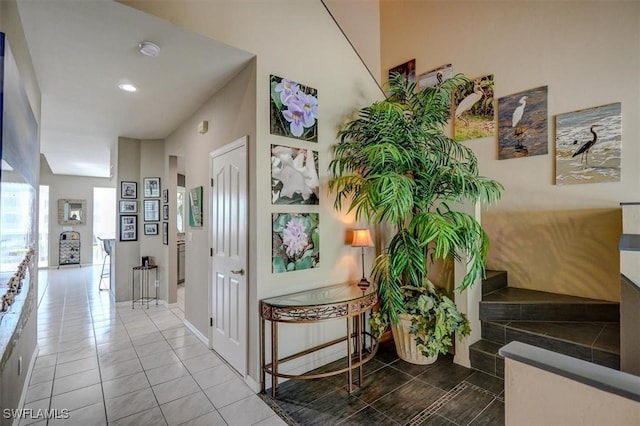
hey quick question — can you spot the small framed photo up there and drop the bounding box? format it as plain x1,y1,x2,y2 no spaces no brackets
120,215,137,241
143,177,161,198
163,204,169,220
163,189,169,204
119,200,137,213
144,199,160,222
121,181,137,199
162,222,169,245
144,223,158,235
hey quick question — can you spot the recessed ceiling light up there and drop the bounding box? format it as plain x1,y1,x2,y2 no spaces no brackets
118,83,137,92
138,41,161,57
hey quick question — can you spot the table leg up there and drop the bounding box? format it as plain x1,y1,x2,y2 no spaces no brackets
131,269,135,309
260,315,266,394
347,316,353,393
155,269,158,305
145,269,149,309
271,320,278,398
357,313,363,387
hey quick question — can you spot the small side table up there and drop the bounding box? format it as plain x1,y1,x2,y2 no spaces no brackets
132,265,158,309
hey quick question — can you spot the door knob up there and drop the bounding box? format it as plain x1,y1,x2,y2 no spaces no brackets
231,268,245,276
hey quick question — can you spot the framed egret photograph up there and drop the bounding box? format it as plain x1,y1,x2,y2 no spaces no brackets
453,74,494,142
555,103,621,186
498,86,548,159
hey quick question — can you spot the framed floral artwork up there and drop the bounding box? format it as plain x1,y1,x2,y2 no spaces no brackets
271,145,319,205
270,75,318,142
272,212,319,273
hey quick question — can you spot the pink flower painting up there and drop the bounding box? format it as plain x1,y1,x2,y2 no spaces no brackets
272,213,319,273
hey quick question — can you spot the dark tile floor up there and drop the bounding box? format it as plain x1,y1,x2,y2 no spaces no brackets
261,341,504,425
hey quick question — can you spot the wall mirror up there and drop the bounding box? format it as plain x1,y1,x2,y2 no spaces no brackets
58,199,86,225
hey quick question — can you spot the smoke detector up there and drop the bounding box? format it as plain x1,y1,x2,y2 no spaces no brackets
138,41,161,57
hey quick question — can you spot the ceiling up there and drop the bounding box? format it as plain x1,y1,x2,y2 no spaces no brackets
17,0,254,178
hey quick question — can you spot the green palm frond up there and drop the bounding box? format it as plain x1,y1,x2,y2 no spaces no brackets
329,72,503,322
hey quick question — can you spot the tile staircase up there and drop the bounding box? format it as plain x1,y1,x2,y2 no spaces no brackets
469,270,620,378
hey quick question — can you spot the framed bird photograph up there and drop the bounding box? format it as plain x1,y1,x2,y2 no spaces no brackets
554,102,621,186
453,74,494,142
388,59,416,88
498,86,548,159
418,63,452,90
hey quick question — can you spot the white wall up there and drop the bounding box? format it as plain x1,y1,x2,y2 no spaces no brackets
122,0,384,384
114,137,141,302
40,167,114,267
323,0,382,86
380,1,640,212
139,140,166,300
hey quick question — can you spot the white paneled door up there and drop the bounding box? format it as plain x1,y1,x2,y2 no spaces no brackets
210,137,247,376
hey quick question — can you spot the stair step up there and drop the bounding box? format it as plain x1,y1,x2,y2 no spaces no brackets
472,320,620,372
482,270,508,296
480,287,619,322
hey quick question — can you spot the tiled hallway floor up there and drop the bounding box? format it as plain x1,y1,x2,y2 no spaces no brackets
262,342,505,426
23,266,283,425
24,266,504,425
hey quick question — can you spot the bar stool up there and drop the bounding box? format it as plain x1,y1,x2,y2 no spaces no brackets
98,237,113,291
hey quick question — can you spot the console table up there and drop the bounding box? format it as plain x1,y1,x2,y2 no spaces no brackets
260,282,378,397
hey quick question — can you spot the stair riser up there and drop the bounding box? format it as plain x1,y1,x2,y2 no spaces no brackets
469,348,504,379
478,322,621,370
480,302,619,322
482,271,508,296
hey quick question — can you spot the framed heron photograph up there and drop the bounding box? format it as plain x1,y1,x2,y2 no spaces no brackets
163,189,168,204
555,102,621,185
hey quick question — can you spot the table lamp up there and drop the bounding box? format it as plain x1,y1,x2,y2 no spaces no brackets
351,229,373,290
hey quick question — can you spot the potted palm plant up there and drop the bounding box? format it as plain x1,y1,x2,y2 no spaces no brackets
329,73,502,364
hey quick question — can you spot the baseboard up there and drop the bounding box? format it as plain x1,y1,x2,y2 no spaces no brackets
245,375,261,393
183,318,209,346
13,344,39,426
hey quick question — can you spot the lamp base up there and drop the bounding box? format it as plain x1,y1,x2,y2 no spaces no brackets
357,277,370,291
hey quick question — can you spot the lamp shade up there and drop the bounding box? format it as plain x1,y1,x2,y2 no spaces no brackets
351,229,373,247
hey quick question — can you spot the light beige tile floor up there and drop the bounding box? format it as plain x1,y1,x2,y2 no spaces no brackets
19,266,284,426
